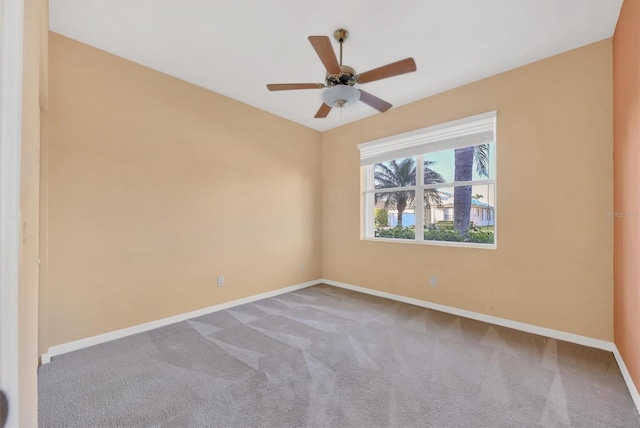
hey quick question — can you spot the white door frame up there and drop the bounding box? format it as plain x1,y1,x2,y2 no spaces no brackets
0,0,24,426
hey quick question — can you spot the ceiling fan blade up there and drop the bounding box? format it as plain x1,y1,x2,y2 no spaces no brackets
314,103,332,118
358,90,392,113
357,58,417,84
308,36,341,75
267,83,324,91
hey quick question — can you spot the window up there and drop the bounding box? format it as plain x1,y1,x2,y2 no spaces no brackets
359,111,497,248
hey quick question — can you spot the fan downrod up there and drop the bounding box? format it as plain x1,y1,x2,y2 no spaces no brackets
325,29,355,86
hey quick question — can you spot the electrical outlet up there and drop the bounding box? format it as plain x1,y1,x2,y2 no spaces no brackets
430,276,437,286
217,276,224,287
299,263,305,271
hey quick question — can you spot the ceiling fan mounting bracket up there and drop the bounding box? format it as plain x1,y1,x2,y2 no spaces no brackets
333,29,349,43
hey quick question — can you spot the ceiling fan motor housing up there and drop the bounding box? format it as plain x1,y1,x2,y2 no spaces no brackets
325,65,357,87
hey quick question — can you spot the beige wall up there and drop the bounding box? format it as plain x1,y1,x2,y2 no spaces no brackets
321,40,614,340
47,33,322,347
614,0,640,392
47,32,615,351
20,0,48,424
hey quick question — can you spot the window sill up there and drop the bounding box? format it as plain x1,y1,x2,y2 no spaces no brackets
361,237,497,250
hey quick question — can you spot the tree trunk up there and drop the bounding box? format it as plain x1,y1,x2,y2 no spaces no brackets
425,206,431,227
397,197,406,227
454,146,474,235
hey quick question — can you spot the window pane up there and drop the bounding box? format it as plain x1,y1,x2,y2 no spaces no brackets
422,143,495,184
423,184,495,244
374,190,416,239
374,157,416,189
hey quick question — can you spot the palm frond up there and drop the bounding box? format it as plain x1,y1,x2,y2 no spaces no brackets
424,160,445,185
425,189,444,209
375,158,416,189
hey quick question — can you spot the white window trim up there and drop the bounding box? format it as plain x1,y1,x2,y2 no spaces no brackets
362,236,498,250
359,111,497,249
364,178,495,195
358,111,496,166
0,0,24,426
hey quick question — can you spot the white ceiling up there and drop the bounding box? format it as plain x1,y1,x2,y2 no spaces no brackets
49,0,622,132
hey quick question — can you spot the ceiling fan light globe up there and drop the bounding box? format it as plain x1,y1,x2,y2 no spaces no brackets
322,85,360,108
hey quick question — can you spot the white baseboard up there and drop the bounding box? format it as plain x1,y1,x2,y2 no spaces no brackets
44,279,321,361
323,278,640,414
45,278,616,360
41,277,639,415
613,346,640,415
321,278,616,352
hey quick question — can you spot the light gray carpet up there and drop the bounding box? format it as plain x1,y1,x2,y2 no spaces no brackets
39,284,640,427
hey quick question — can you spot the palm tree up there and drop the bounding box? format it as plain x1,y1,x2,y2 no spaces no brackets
375,158,444,227
453,144,489,234
424,161,446,226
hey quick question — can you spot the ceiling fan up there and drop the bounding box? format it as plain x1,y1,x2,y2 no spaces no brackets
266,29,417,118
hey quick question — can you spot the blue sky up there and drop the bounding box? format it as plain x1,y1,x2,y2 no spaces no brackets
424,144,497,207
424,144,496,183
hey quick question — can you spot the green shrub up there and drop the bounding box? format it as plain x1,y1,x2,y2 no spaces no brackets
435,221,454,230
375,225,494,244
467,229,494,244
375,226,415,239
424,229,464,242
374,208,389,227
424,228,494,244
